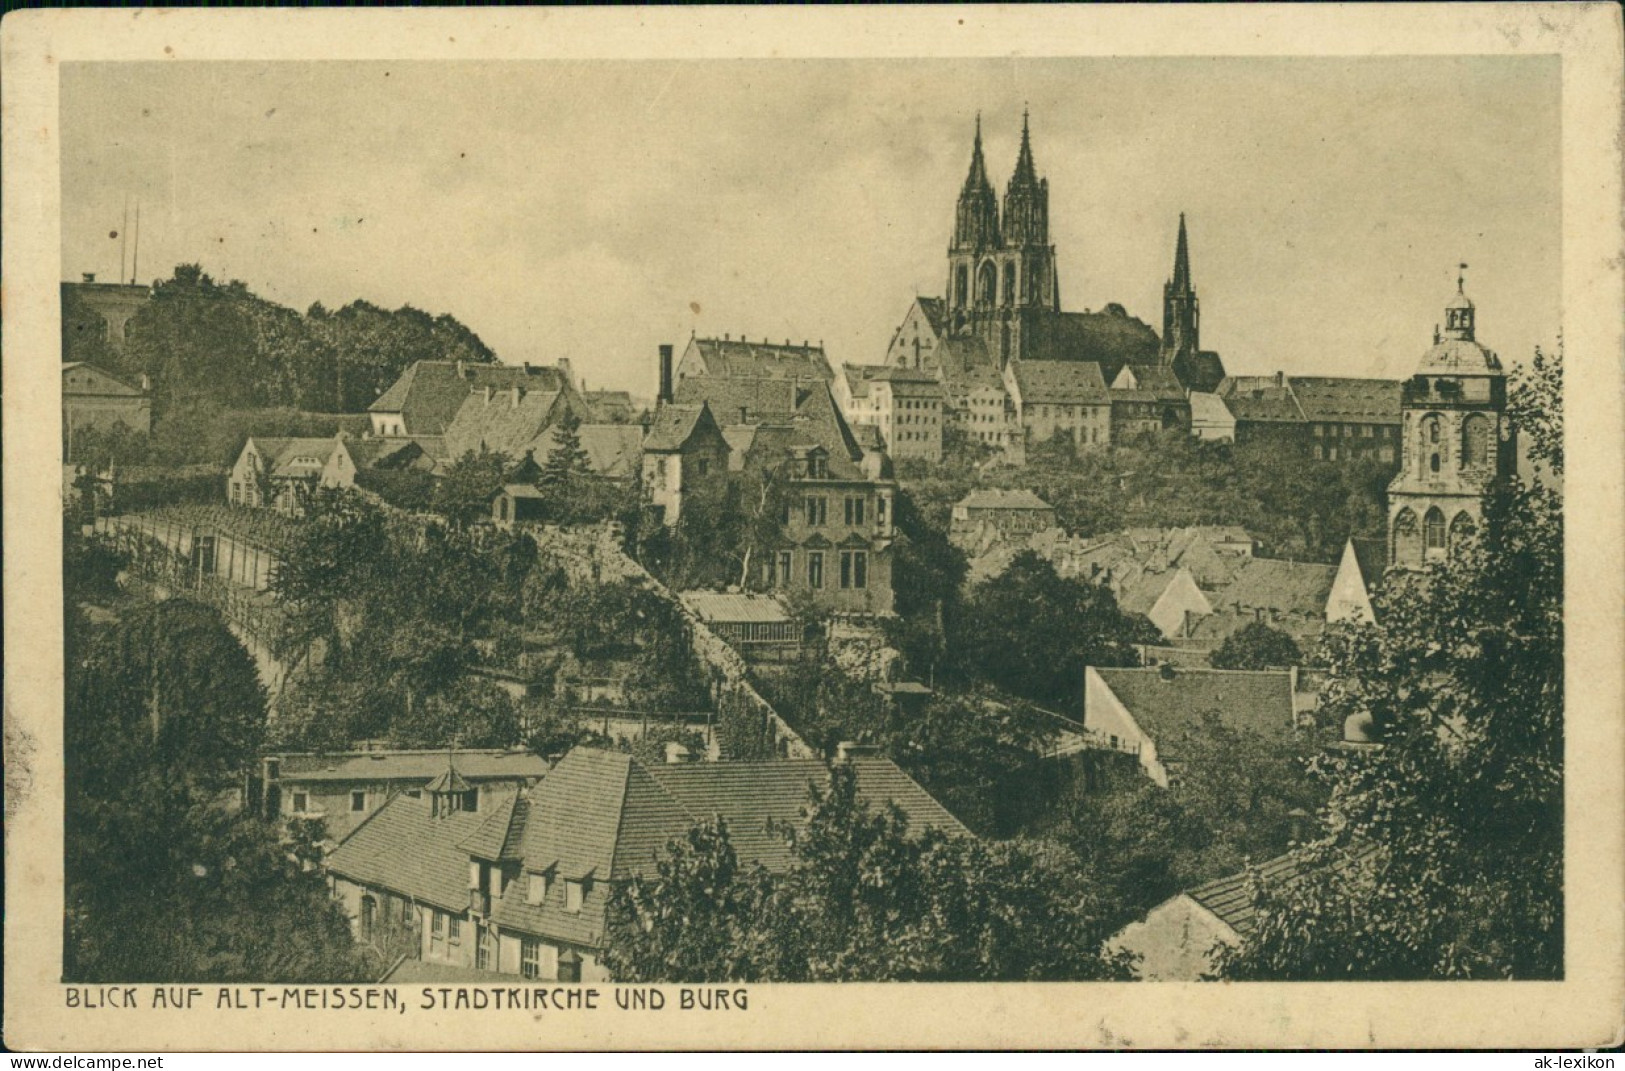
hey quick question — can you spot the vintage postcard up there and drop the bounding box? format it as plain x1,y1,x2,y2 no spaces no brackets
4,4,1622,1052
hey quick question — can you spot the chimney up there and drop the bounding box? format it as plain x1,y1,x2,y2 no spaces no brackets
81,272,96,283
658,345,674,404
511,386,524,409
1275,370,1285,388
483,386,492,404
558,357,573,386
835,741,881,763
456,360,466,379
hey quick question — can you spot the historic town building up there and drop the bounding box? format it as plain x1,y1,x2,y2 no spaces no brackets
1386,276,1516,568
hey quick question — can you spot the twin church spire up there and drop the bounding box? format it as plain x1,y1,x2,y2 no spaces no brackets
953,110,1048,254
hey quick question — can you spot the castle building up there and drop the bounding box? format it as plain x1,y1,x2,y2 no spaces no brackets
1386,275,1516,568
877,112,1221,456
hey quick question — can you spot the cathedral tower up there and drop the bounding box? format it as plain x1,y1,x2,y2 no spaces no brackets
1161,213,1200,369
944,111,1061,363
1387,270,1516,569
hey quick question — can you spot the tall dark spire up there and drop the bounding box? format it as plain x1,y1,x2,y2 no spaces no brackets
1171,212,1192,291
963,112,993,195
1010,106,1039,189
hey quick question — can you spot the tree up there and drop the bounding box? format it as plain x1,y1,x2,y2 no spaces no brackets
1211,621,1304,670
1217,349,1563,980
64,597,364,982
604,765,1133,982
955,550,1155,702
434,447,512,528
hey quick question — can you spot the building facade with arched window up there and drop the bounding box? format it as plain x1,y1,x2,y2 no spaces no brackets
1386,276,1516,569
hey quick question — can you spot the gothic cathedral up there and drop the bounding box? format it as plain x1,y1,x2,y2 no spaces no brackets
1387,274,1517,568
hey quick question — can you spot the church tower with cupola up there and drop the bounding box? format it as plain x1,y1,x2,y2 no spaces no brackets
943,111,1061,366
1387,270,1517,569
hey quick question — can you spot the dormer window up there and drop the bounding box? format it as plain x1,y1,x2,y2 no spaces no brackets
808,455,828,479
527,871,550,906
565,879,585,913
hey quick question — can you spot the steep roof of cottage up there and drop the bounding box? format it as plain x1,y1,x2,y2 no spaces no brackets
274,749,548,783
583,390,636,423
246,436,348,478
956,487,1054,512
1286,376,1403,424
368,360,572,435
440,385,597,462
458,792,526,861
1091,667,1297,765
487,747,966,951
914,297,948,336
1216,557,1337,618
1186,844,1382,937
1187,390,1234,427
1009,359,1109,405
519,423,643,478
325,795,496,913
1116,568,1184,616
686,338,834,382
641,403,710,453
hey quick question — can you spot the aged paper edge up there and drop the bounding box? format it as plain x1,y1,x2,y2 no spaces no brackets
3,4,1622,1052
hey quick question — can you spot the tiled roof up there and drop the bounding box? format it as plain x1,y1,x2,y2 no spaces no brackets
1286,377,1402,424
325,795,493,913
1187,390,1234,427
1187,844,1381,937
1215,557,1337,618
679,591,792,625
247,436,347,478
368,360,571,435
275,750,548,784
517,423,643,478
1010,359,1109,405
687,339,834,382
1216,376,1305,424
1092,667,1296,764
915,297,947,335
957,488,1054,512
1110,363,1188,403
642,403,707,452
1116,569,1181,616
458,793,522,861
441,386,596,462
674,375,802,425
691,377,868,480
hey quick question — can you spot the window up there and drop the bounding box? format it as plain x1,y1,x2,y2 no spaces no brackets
807,551,824,590
559,951,583,984
350,791,366,813
521,938,541,980
477,928,494,971
230,481,242,504
565,880,585,913
777,551,792,588
808,455,828,479
1312,425,1323,437
1424,507,1446,551
360,896,376,941
843,496,866,526
291,791,309,813
448,916,462,947
1312,444,1323,460
527,872,549,905
430,911,446,956
695,458,710,477
840,550,869,590
804,496,827,526
1461,413,1491,469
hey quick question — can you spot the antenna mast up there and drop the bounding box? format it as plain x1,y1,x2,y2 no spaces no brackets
120,197,129,284
132,200,141,285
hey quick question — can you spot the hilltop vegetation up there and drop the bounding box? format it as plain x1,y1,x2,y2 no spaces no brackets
64,263,498,418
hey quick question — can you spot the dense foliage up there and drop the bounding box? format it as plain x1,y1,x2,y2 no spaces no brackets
1217,350,1563,980
63,539,363,982
1210,621,1304,670
64,265,497,419
605,765,1132,982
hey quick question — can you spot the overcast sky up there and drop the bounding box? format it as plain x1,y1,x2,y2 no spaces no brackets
61,57,1560,398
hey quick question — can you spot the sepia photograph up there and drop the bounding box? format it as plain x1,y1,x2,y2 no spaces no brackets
5,4,1623,1053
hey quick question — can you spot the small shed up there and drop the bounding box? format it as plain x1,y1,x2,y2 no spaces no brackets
680,591,802,658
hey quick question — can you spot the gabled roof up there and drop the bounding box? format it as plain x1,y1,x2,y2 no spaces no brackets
1215,557,1337,618
674,375,801,425
442,387,588,462
1216,376,1305,424
643,402,723,453
684,338,834,382
424,766,473,795
1009,359,1109,405
583,390,636,423
956,487,1054,512
458,793,525,861
1110,363,1187,403
520,423,643,478
325,795,494,913
1187,390,1235,427
1091,667,1297,765
914,297,947,336
244,436,349,478
368,360,573,435
1186,844,1381,937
